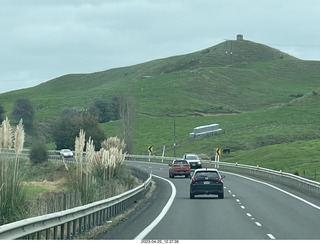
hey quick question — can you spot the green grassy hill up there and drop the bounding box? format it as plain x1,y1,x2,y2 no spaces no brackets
1,39,320,181
2,39,317,119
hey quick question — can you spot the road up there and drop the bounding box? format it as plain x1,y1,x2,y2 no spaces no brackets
96,161,320,240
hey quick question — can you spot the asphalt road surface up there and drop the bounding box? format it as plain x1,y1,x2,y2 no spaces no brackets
96,161,320,240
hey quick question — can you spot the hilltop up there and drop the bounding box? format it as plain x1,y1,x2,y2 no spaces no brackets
1,38,320,180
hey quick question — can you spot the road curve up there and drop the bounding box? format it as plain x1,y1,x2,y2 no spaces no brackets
96,161,320,240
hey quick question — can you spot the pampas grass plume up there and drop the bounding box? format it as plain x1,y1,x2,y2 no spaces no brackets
14,119,24,155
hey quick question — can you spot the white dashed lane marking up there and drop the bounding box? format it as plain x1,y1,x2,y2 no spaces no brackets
267,234,276,239
226,187,276,240
255,222,262,227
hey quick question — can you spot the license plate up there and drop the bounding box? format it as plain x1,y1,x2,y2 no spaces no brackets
203,181,210,184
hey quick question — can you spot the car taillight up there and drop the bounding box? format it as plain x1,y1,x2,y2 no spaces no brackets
216,177,222,181
192,177,198,182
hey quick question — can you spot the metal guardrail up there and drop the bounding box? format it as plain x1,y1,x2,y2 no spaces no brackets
126,154,320,197
0,166,151,240
216,161,320,197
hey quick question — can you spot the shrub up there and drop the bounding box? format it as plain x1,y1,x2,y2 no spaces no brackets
29,144,48,164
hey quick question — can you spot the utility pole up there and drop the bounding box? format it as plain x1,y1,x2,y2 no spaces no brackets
230,40,233,64
225,39,228,55
173,118,176,157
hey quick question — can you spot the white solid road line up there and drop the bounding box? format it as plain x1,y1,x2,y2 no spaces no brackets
134,174,176,240
224,171,320,210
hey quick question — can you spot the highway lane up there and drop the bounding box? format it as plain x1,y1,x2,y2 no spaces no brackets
222,172,320,239
96,161,320,240
143,173,270,239
133,161,320,240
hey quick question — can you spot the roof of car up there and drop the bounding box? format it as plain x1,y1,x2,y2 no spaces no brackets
194,168,219,173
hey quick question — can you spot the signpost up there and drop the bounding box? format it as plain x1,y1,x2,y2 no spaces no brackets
215,147,221,163
148,146,153,161
162,145,166,162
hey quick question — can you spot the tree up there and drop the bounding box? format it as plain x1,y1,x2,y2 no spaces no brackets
0,105,4,121
118,93,135,154
11,98,35,128
89,98,119,123
52,109,105,150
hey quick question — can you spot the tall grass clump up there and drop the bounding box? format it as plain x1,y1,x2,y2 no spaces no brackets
71,130,127,205
94,137,126,182
72,129,95,204
0,118,28,225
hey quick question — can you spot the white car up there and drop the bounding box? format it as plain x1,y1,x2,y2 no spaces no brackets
60,149,73,158
183,153,202,169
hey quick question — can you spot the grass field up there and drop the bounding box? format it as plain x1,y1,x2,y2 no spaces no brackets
99,94,320,182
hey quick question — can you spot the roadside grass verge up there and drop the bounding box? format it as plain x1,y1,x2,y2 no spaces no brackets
223,139,320,181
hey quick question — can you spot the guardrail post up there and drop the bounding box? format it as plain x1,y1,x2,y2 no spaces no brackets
84,216,87,232
61,223,65,240
46,228,50,240
66,222,71,239
72,219,77,238
53,226,57,239
79,217,83,234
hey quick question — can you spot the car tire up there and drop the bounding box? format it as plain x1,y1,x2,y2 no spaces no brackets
185,174,189,178
218,192,224,199
190,192,195,199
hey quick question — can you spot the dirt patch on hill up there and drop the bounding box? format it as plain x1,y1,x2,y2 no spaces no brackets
191,111,238,116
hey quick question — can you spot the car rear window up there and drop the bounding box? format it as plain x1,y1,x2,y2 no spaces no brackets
186,155,198,160
173,160,188,165
195,171,219,178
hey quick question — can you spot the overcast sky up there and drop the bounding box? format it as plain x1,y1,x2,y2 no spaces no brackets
1,0,320,94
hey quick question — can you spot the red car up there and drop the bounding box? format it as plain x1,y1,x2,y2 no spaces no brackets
169,159,191,178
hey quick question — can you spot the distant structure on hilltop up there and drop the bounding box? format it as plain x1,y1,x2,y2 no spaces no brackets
237,34,243,40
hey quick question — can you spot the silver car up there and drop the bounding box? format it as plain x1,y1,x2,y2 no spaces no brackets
183,153,202,169
60,149,73,158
